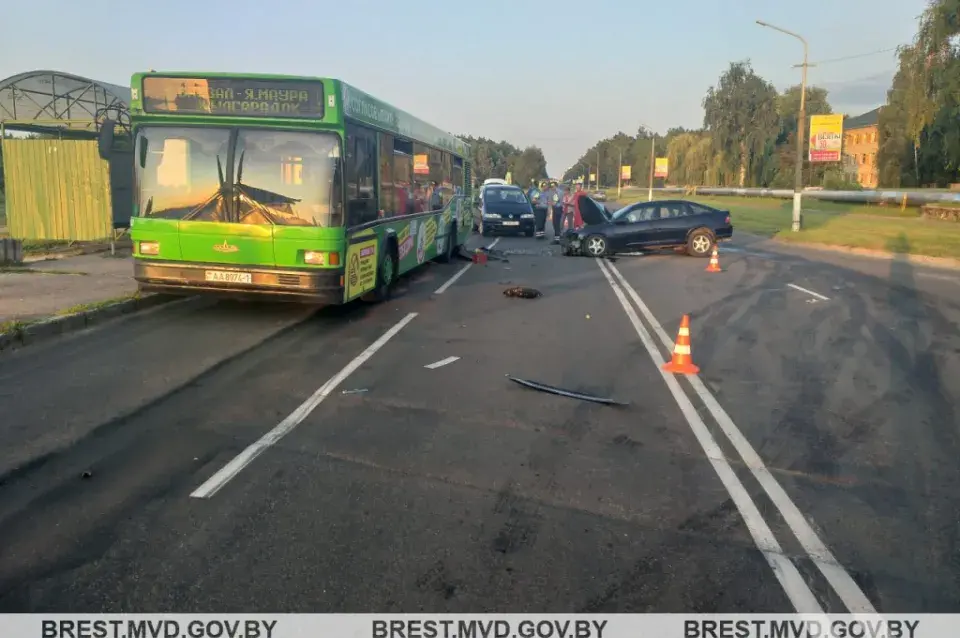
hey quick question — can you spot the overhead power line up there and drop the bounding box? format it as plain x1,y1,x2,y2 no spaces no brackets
793,46,901,68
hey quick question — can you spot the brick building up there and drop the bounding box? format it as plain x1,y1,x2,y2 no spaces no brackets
842,107,881,188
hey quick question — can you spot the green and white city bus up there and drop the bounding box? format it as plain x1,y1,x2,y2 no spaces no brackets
113,72,473,303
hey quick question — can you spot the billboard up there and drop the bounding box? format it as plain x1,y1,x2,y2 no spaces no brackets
809,114,843,162
621,166,632,180
413,154,430,174
654,158,669,178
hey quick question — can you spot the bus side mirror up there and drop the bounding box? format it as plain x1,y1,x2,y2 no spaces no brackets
98,119,116,160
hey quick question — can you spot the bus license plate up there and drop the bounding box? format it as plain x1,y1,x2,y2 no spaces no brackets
205,270,252,284
502,221,519,226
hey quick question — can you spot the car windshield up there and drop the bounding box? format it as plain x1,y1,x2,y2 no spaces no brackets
135,126,343,226
611,204,648,221
485,188,527,203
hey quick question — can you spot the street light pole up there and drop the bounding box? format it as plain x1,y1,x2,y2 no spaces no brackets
756,19,809,232
647,136,656,202
617,148,623,200
596,150,601,191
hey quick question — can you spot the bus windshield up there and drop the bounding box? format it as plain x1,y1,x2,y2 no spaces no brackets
135,126,343,227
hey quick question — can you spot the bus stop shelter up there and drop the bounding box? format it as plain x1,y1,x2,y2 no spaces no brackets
0,70,133,241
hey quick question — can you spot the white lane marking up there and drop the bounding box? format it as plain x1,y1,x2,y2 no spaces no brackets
433,237,501,294
603,260,876,614
594,258,822,613
434,264,471,294
424,356,459,369
190,312,419,499
787,283,831,301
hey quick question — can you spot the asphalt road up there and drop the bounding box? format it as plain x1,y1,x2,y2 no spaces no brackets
1,223,958,613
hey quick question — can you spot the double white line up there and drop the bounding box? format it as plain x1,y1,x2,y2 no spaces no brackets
594,257,876,615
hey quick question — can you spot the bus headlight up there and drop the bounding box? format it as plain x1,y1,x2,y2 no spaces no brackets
304,251,325,265
139,241,160,255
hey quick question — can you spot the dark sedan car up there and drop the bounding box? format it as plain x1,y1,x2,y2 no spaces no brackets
478,185,536,236
560,197,733,257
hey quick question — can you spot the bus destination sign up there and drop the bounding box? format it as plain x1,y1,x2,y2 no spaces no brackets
142,77,325,118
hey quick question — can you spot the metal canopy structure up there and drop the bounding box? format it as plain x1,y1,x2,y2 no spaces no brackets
0,70,130,136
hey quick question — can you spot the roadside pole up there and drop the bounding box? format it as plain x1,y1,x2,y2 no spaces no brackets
647,136,655,202
756,20,809,232
617,149,623,200
596,150,601,191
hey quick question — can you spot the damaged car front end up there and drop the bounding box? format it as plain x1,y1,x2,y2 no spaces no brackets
559,196,610,256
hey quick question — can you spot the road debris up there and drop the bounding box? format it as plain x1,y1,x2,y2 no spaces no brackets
501,248,554,257
425,356,460,369
341,388,369,395
80,470,93,479
503,286,542,299
506,375,627,406
477,247,510,262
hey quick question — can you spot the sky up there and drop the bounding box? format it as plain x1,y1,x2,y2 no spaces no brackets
0,0,930,176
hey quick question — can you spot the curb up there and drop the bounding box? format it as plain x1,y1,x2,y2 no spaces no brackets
0,294,176,353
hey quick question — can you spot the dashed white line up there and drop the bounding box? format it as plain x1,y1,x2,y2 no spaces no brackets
424,356,459,369
190,312,419,499
594,258,822,613
787,283,831,301
601,259,876,614
433,237,501,294
433,264,472,294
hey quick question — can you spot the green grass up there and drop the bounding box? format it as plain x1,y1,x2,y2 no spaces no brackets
21,239,74,254
0,319,30,335
604,190,960,260
53,294,139,317
0,266,87,275
1,294,140,338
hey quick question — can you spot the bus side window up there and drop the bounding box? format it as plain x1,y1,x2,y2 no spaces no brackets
345,123,378,227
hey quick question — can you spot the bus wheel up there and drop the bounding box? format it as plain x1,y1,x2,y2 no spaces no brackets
362,244,397,303
437,223,456,263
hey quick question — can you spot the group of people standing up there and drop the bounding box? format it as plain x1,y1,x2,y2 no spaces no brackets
526,181,585,241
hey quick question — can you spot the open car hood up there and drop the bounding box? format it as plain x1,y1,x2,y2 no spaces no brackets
576,196,611,226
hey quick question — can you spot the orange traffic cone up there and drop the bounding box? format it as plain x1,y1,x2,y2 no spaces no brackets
705,246,722,272
662,314,700,375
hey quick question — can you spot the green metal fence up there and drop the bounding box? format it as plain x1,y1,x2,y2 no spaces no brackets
1,136,113,241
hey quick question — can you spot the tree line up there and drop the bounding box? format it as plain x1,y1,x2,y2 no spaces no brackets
458,135,548,188
561,0,958,190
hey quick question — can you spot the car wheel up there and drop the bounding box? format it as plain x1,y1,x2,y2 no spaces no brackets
361,245,397,303
687,229,715,257
585,235,607,257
